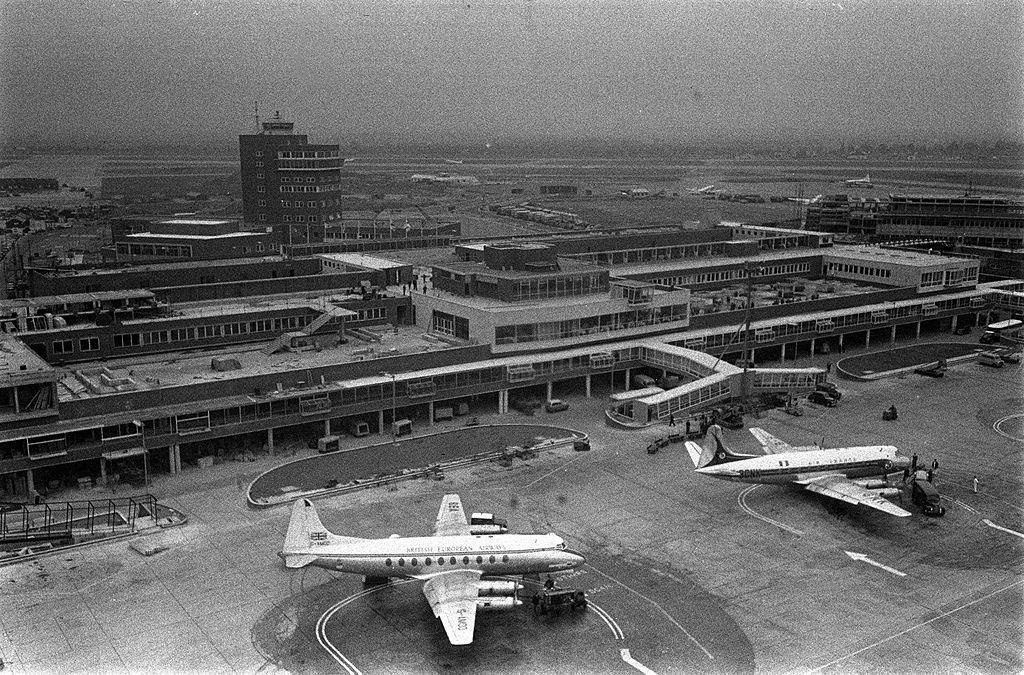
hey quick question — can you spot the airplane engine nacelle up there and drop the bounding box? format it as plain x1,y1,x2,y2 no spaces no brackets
476,580,522,597
476,597,521,610
854,479,889,489
875,487,901,498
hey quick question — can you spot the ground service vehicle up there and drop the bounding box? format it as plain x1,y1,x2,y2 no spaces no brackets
816,382,842,400
469,512,508,534
980,319,1023,345
345,420,370,437
532,588,587,615
808,391,838,407
317,435,342,454
998,350,1021,364
647,437,670,454
978,352,1005,368
911,479,946,517
544,399,570,413
433,406,454,422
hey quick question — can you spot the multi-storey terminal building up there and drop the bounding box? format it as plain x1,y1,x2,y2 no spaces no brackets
1,221,1019,500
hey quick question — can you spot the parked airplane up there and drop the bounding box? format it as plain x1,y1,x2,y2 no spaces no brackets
787,194,823,205
844,173,873,187
685,426,912,516
444,158,465,165
689,184,716,195
280,495,585,645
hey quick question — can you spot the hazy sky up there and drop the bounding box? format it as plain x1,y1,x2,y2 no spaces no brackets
1,0,1021,149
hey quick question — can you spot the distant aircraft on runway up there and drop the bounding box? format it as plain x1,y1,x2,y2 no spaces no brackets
689,184,717,195
685,426,912,517
787,194,823,205
844,173,873,187
280,495,585,645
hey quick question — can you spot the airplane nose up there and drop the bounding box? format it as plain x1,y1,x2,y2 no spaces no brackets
564,549,586,567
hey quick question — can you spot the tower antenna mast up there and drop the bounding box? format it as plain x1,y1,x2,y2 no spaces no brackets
254,101,260,132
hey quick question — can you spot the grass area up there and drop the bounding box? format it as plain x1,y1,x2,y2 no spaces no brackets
249,423,577,502
837,342,985,377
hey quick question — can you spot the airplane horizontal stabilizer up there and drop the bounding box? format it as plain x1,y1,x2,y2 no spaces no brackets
684,441,706,468
282,553,319,569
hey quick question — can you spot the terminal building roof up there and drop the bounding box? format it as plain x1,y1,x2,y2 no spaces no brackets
317,253,412,270
38,255,291,276
53,324,445,401
0,335,54,380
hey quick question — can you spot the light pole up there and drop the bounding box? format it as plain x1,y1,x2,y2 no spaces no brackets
378,371,397,444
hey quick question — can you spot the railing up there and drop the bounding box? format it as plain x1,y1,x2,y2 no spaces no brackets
0,494,158,543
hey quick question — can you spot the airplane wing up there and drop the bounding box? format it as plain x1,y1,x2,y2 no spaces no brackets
433,494,472,537
801,475,912,517
421,569,482,645
749,427,794,454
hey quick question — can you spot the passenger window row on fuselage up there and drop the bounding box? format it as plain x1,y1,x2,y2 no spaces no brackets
385,554,510,568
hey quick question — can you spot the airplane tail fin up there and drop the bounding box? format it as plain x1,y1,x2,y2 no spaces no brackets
685,426,754,469
281,498,360,569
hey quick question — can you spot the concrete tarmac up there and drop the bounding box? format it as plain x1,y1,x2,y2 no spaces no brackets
1,346,1021,673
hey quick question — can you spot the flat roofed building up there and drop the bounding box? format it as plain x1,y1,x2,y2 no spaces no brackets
880,194,1022,249
823,245,980,293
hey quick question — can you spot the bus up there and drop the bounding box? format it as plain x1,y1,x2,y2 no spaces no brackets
980,319,1023,345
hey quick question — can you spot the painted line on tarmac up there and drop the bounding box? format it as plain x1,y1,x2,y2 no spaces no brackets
585,563,714,661
317,579,417,674
620,648,657,675
983,519,1024,540
737,485,805,536
945,497,980,515
993,413,1024,442
520,453,590,491
588,603,624,639
806,578,1024,673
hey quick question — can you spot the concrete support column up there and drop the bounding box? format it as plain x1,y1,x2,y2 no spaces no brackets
585,374,592,399
324,418,331,437
267,428,275,456
625,369,631,391
780,343,786,361
916,321,921,339
838,333,845,351
865,330,871,349
950,315,958,331
890,325,897,343
378,409,386,435
99,458,108,486
428,401,435,426
25,468,35,495
810,338,816,355
546,382,553,401
498,389,509,415
12,387,19,414
976,311,983,327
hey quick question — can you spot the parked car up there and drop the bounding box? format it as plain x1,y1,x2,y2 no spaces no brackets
544,399,570,413
808,391,838,407
998,350,1021,364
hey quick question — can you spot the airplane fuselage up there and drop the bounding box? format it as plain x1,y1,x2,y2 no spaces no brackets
301,533,583,577
696,446,906,485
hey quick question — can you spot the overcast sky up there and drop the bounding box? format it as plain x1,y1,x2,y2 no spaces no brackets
1,0,1021,150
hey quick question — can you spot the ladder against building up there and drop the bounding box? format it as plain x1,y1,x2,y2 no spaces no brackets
262,306,348,355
